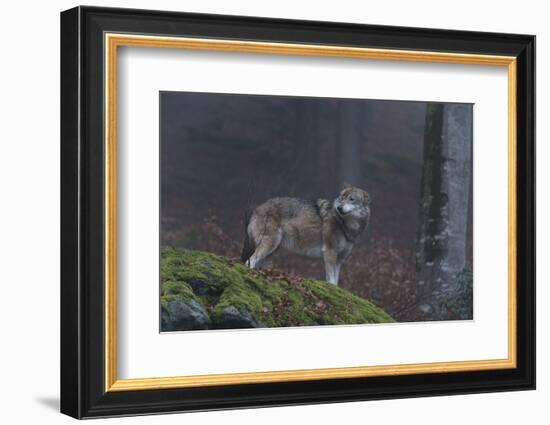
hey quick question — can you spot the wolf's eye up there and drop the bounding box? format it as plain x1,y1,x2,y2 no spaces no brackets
349,196,355,201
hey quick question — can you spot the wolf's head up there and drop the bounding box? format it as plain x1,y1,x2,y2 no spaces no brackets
334,184,371,219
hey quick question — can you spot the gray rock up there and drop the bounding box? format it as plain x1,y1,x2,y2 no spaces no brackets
161,299,211,331
213,306,264,329
187,278,211,296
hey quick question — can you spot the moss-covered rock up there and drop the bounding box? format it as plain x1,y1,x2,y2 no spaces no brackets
160,247,394,331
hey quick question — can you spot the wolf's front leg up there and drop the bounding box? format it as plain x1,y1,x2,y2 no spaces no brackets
323,249,339,285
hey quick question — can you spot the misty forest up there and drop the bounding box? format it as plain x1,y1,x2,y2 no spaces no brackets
160,91,473,331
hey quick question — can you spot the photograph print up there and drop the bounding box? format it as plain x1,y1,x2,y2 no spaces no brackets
160,91,473,332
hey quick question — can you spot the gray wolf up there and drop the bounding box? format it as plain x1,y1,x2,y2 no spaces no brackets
241,185,371,285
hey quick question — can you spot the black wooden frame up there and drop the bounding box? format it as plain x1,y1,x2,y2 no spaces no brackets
60,6,536,419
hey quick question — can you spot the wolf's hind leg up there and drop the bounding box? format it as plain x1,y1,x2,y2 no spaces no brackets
246,230,282,269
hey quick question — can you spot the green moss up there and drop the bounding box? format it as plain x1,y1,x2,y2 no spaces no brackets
159,280,198,314
160,247,394,329
211,281,264,323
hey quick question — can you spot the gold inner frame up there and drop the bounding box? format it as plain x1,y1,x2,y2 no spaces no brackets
104,33,518,392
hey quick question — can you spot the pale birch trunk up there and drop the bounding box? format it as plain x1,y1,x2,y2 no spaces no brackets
416,103,473,321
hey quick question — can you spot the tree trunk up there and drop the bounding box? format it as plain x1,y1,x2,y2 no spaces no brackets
338,100,365,186
416,103,473,321
286,99,321,197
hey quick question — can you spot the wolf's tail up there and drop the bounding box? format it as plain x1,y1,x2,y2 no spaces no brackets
240,209,255,263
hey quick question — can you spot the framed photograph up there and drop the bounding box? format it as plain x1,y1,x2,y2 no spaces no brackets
60,6,535,419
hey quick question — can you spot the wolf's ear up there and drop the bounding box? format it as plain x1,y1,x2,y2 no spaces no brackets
342,181,352,190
